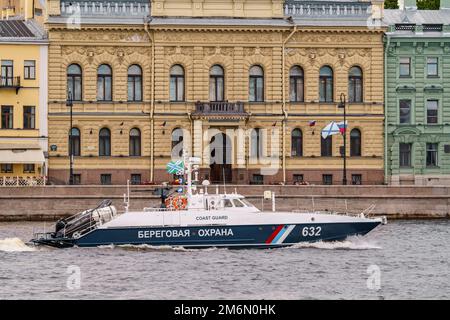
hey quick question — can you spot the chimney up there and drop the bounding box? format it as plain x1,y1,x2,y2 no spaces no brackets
398,0,417,10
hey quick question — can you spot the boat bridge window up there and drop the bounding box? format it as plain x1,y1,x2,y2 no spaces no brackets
232,199,245,207
223,199,233,207
240,199,254,207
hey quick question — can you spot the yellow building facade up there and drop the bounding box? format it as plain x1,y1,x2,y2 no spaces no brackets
0,18,48,185
46,0,386,185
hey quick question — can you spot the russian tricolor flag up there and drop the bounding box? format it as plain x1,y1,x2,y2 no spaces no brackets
337,121,348,134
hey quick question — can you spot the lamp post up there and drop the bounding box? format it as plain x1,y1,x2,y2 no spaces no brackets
67,90,74,185
338,93,347,185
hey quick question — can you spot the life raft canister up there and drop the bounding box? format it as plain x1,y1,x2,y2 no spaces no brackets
165,196,187,210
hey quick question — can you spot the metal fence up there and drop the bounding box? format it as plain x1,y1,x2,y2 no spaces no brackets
0,176,47,187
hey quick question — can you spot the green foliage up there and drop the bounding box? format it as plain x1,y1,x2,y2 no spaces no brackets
384,0,440,10
384,0,399,9
417,0,440,9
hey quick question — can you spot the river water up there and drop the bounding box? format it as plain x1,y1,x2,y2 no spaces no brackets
0,220,448,300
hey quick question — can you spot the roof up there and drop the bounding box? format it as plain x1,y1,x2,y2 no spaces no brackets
384,9,450,24
0,19,47,43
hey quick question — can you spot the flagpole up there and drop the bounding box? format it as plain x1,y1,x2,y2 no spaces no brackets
338,93,347,185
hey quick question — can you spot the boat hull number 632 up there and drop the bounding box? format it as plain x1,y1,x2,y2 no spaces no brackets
302,226,321,237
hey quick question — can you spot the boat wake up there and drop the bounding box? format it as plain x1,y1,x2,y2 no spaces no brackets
0,238,37,252
98,244,220,252
287,237,382,250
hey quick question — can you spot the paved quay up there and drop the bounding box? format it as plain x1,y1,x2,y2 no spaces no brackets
0,185,449,221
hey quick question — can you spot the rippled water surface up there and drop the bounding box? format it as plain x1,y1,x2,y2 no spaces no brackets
0,220,449,299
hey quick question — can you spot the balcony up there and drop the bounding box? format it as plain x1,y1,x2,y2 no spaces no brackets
284,1,371,18
0,76,21,93
192,101,249,120
60,0,150,17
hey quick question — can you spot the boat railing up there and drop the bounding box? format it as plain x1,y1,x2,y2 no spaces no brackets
143,207,189,212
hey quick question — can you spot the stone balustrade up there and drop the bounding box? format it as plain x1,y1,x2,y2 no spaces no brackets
284,0,371,17
60,1,150,17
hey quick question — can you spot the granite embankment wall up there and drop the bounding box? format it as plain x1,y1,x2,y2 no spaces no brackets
0,185,449,221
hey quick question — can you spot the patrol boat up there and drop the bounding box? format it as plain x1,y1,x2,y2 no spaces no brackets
30,157,386,249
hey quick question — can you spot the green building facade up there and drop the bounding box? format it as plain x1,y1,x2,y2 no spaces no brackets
385,0,450,185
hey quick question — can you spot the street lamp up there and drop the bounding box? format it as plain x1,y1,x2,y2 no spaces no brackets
338,93,347,185
67,90,74,185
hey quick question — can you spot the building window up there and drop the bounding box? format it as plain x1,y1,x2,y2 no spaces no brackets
99,128,111,156
67,64,82,101
322,174,333,185
97,64,112,101
73,174,81,185
352,174,362,185
399,57,411,77
171,128,184,159
290,66,304,102
319,66,333,102
127,65,142,102
399,143,412,168
350,129,361,156
131,174,141,185
23,164,35,173
348,66,363,103
426,100,438,124
209,65,225,102
249,65,264,102
23,106,35,129
399,99,411,124
1,60,13,86
69,127,81,156
1,106,13,129
291,128,303,157
426,57,438,77
129,128,141,156
1,164,13,173
321,135,332,157
100,174,112,185
170,65,185,102
293,174,304,184
426,143,438,167
250,128,263,159
251,174,264,185
24,60,36,80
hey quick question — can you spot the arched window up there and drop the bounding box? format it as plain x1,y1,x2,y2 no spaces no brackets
291,129,303,157
171,128,184,158
321,135,332,157
67,64,82,101
69,127,80,156
97,64,112,101
99,128,111,156
129,128,141,156
209,65,225,102
249,65,264,102
350,129,362,157
170,65,185,102
319,66,333,102
250,128,263,159
348,66,363,103
128,65,142,102
290,66,304,102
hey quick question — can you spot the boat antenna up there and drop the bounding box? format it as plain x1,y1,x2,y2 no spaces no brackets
222,166,227,195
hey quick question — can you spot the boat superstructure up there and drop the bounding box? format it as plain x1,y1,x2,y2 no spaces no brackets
31,156,386,249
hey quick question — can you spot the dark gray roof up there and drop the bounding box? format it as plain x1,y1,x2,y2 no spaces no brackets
0,19,47,42
0,20,35,38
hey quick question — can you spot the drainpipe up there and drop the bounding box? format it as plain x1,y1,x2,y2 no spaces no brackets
384,35,390,185
145,18,156,182
188,112,193,157
282,24,298,184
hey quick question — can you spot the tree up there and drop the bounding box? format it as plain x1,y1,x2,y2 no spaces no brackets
417,0,440,9
385,0,399,9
